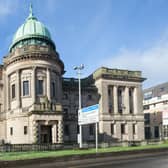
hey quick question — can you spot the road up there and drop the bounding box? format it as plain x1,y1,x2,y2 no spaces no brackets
6,152,168,168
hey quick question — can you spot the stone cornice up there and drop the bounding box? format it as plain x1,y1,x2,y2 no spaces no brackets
93,67,146,82
3,45,64,74
95,74,146,82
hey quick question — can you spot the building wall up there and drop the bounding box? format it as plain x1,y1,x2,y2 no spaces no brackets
0,45,64,144
6,117,30,144
0,121,6,142
63,68,145,143
0,47,145,144
143,93,168,139
95,77,144,142
62,80,99,142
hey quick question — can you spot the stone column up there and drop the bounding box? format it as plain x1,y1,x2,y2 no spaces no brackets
133,87,138,114
124,87,130,114
113,85,118,114
58,120,63,143
47,68,51,101
99,83,109,114
32,67,36,104
52,124,57,143
32,121,39,143
16,70,21,108
57,75,62,102
6,75,10,110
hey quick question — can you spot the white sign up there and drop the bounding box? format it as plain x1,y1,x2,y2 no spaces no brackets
78,104,99,125
163,110,168,125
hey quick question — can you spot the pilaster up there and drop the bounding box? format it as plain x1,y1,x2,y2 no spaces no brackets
124,86,130,114
32,67,36,104
113,85,118,114
133,87,138,114
58,120,63,143
47,68,51,101
16,70,21,108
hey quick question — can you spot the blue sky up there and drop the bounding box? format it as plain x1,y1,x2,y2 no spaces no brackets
0,0,168,88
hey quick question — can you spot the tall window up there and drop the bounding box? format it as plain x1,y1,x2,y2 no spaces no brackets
145,113,150,125
24,126,28,135
133,124,136,135
36,80,43,95
154,126,159,138
51,82,56,98
89,125,94,136
64,125,69,136
111,124,114,135
10,127,13,136
12,84,15,99
121,124,125,134
23,81,29,96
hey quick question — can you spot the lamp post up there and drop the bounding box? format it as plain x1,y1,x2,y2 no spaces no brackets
74,64,84,148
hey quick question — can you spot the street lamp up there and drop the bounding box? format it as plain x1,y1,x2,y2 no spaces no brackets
74,64,84,148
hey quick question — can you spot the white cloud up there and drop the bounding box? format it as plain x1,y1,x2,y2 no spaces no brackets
103,36,168,88
0,0,19,17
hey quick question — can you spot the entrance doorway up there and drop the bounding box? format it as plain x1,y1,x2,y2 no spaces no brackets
40,125,52,143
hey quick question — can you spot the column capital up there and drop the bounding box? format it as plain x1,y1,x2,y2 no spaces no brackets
16,69,20,73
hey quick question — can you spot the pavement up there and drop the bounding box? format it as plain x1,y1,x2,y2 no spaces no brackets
1,149,168,168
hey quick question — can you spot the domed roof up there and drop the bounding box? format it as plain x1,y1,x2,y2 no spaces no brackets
10,4,55,51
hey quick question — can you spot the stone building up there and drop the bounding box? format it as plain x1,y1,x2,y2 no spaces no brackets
0,6,145,144
63,68,145,143
143,82,168,140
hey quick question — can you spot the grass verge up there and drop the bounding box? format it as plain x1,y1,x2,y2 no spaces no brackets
1,143,168,161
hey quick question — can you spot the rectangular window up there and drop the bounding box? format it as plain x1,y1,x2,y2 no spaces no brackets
64,125,69,136
109,105,113,113
51,82,56,97
23,81,29,96
133,124,136,135
145,113,150,125
145,126,151,139
121,124,125,134
154,126,159,138
63,108,68,115
12,84,15,99
89,125,94,136
143,105,150,110
144,91,153,100
111,124,114,135
24,126,28,135
77,125,79,134
36,80,43,95
10,127,13,136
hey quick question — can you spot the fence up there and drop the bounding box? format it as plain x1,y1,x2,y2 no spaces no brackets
0,139,163,152
0,143,78,152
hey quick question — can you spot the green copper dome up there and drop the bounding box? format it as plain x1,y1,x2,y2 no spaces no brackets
10,4,55,51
